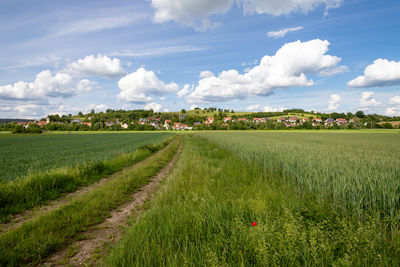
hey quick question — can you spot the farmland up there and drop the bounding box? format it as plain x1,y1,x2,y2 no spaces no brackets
1,130,400,265
0,132,171,182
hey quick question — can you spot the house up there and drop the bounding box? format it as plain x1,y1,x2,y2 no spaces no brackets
223,117,232,122
277,117,286,122
289,116,298,123
194,122,202,126
173,123,182,130
207,117,215,122
204,121,212,126
165,120,172,124
88,116,95,120
237,118,248,122
37,121,48,127
83,122,92,127
336,118,347,126
302,118,309,122
150,121,159,128
314,118,323,123
324,118,335,126
253,118,261,123
260,118,269,123
121,123,128,129
72,119,81,124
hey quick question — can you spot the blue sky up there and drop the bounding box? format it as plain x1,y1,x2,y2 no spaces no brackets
1,0,400,118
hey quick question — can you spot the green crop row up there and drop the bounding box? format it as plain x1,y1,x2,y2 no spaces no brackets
0,132,171,182
198,132,400,221
0,136,180,266
0,135,175,223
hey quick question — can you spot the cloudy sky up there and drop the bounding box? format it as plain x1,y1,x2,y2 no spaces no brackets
1,0,400,118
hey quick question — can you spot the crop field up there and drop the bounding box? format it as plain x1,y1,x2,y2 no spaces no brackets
1,131,400,265
0,132,171,182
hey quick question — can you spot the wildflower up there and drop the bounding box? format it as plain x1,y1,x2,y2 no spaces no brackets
251,222,258,226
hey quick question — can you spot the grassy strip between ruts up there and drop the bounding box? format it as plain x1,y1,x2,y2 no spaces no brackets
0,136,180,266
0,135,175,223
105,135,399,266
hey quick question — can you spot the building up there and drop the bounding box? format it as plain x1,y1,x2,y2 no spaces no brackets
223,117,232,122
277,117,286,122
207,117,215,123
289,116,298,123
336,118,347,126
253,118,260,123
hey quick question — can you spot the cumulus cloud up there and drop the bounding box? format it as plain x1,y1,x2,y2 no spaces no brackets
0,70,92,100
118,68,179,103
246,104,284,112
65,54,125,79
144,102,162,112
348,59,400,88
386,95,400,116
327,94,340,111
359,91,380,109
185,39,344,103
267,26,303,39
190,105,199,110
151,0,342,30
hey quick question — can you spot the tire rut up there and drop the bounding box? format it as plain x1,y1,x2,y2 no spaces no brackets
0,143,174,235
44,141,182,266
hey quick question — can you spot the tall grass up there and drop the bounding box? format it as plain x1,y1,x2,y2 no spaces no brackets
199,132,400,220
0,132,171,182
106,135,400,266
0,136,175,223
0,136,180,266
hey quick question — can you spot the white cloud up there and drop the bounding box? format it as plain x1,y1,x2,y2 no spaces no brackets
111,45,206,57
117,68,179,103
359,91,380,109
386,95,400,116
65,54,125,79
151,0,342,30
327,94,340,111
186,39,344,103
144,102,162,112
348,59,400,88
151,0,232,30
246,104,284,112
190,105,199,110
163,108,169,112
389,96,400,105
177,84,193,98
199,70,214,78
267,26,303,39
160,96,166,101
0,70,92,100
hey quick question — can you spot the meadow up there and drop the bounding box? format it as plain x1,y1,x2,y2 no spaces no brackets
106,131,400,266
0,132,171,182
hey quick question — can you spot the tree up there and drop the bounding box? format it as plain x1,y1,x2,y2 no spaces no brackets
90,109,95,114
78,111,83,115
355,110,365,118
181,109,186,113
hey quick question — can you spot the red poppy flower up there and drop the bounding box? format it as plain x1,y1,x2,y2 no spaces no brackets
251,222,258,226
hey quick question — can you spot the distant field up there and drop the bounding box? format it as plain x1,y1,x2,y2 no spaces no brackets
0,132,171,182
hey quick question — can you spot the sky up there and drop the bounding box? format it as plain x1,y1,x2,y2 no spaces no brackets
0,0,400,119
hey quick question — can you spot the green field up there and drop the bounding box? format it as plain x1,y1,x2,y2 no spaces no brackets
0,132,171,182
106,131,400,265
2,130,400,265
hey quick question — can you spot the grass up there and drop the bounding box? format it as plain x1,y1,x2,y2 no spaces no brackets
0,136,180,266
105,134,400,266
0,136,175,223
0,132,171,182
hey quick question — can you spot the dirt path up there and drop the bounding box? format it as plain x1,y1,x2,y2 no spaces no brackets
0,143,174,234
44,142,182,266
